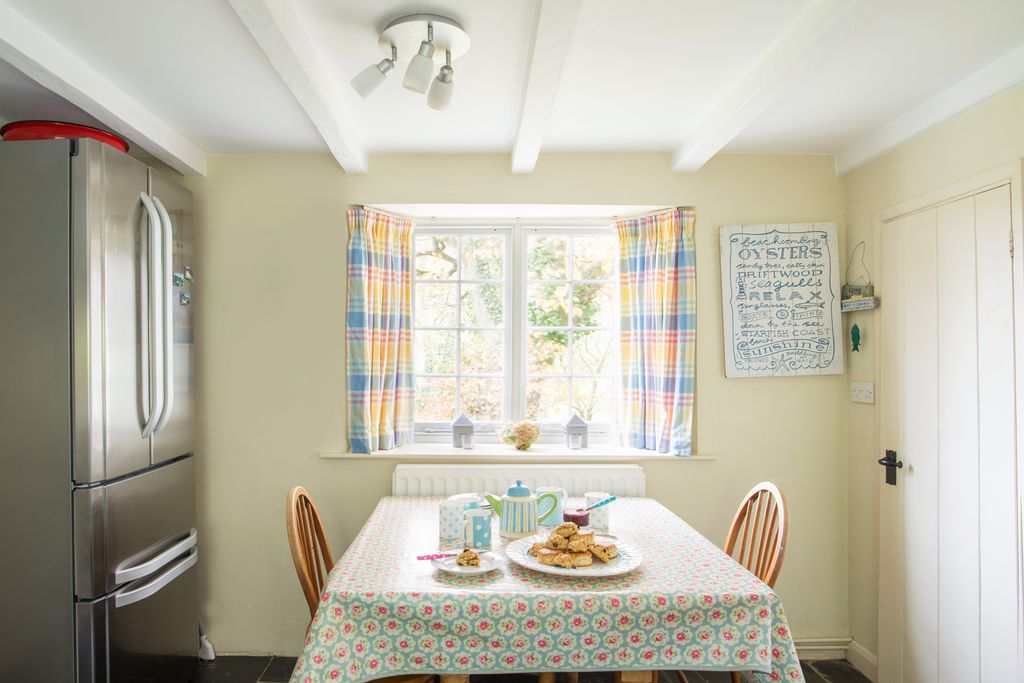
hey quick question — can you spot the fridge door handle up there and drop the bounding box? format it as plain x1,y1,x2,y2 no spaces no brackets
152,196,174,434
140,192,164,438
114,527,198,584
115,547,197,609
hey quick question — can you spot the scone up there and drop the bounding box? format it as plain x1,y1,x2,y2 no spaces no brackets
569,532,595,545
570,551,594,567
554,522,579,538
566,539,590,553
545,533,569,550
528,542,546,557
589,543,618,563
552,553,576,569
551,551,593,569
537,548,562,566
456,549,481,567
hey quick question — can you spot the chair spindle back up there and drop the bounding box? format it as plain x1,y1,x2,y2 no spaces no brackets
286,486,334,619
723,482,789,588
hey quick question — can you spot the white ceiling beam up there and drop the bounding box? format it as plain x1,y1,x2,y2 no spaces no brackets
836,43,1024,175
671,0,860,173
0,1,206,176
511,0,583,174
228,0,367,173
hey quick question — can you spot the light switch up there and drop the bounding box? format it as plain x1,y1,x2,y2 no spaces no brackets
850,381,874,404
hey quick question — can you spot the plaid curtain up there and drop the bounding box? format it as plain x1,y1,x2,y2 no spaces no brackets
616,208,696,455
346,208,414,453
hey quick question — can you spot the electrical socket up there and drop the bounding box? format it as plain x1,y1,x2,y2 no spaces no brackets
850,381,874,404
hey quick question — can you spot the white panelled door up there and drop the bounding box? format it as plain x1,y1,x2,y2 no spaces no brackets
878,184,1023,682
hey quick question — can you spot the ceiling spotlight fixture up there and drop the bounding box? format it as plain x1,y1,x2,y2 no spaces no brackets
403,23,435,93
351,45,397,98
427,51,454,111
350,13,470,110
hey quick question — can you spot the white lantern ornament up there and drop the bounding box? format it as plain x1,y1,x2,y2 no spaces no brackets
452,412,474,448
565,414,588,449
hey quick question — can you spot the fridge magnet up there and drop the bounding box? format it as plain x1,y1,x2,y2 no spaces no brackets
173,272,185,287
719,222,843,377
179,291,191,306
184,266,194,281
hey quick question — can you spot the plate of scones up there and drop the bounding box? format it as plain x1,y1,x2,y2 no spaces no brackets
504,522,643,577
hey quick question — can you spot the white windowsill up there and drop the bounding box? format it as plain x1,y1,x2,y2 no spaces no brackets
319,443,715,462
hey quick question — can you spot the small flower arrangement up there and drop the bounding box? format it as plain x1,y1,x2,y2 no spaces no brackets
498,421,540,451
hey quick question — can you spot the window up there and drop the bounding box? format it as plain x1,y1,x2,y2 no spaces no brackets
524,230,617,427
414,229,510,428
413,224,618,439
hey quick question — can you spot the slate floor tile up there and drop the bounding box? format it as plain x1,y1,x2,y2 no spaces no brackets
260,656,299,682
194,657,872,683
806,659,872,682
798,662,830,683
194,656,271,683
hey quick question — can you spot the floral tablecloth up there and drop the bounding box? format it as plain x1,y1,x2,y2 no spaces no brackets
291,497,804,682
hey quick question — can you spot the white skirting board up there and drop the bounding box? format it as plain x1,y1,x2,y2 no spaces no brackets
792,637,852,660
391,464,645,496
845,640,878,682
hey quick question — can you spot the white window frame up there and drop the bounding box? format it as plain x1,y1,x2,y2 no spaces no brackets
413,219,618,443
413,226,513,438
519,225,619,439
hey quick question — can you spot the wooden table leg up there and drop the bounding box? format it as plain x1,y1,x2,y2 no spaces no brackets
440,676,470,683
538,673,556,683
613,671,657,683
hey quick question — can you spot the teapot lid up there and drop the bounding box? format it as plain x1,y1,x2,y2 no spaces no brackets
506,479,531,497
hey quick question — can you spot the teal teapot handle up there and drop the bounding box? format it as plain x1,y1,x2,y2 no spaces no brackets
536,492,558,523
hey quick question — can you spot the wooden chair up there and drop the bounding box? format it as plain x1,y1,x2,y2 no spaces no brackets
285,486,433,683
723,481,789,589
285,486,334,619
677,482,790,683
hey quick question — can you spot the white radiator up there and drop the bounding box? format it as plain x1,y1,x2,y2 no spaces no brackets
391,464,645,497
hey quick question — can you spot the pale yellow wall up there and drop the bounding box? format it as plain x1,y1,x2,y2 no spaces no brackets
185,152,849,655
842,83,1024,659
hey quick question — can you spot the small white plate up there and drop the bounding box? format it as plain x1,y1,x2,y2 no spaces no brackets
432,551,505,575
446,493,481,502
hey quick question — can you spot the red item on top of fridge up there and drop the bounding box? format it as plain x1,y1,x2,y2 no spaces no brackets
1,120,129,153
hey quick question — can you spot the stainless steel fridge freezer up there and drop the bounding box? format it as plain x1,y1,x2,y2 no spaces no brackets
0,137,198,682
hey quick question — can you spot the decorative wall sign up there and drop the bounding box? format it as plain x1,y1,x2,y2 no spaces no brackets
719,223,843,377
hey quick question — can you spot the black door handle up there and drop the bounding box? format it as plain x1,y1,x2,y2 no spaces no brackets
878,449,903,486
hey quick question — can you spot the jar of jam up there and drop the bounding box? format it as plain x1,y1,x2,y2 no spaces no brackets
562,508,590,527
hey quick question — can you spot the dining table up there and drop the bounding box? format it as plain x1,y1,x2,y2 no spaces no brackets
290,496,805,683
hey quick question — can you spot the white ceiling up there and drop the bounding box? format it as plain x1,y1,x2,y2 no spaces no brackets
727,0,1024,154
0,58,103,128
0,0,1022,174
1,0,322,153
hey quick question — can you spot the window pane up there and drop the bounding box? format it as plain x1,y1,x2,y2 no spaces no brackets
527,235,567,280
572,330,615,375
415,377,456,422
572,234,616,280
415,330,456,374
460,377,502,422
461,236,504,280
461,330,503,374
528,331,568,374
415,283,457,327
415,235,458,279
572,378,615,423
526,378,569,421
527,283,569,327
572,283,614,327
461,283,503,327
